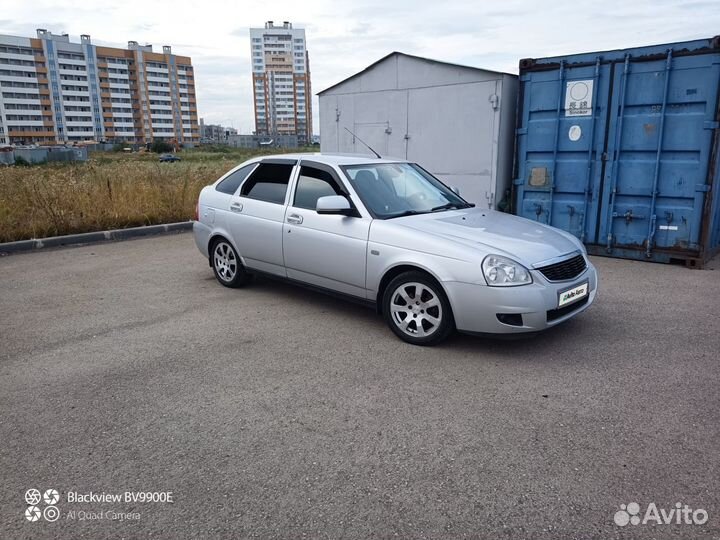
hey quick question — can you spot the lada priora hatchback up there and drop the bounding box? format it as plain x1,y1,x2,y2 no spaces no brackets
194,153,597,345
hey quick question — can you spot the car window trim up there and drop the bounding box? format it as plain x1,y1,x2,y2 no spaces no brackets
260,158,298,165
238,160,297,205
296,160,361,216
216,162,259,196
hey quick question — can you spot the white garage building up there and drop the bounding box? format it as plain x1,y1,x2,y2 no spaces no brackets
318,52,518,208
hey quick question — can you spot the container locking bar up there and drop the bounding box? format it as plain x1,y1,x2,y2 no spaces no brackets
645,49,673,259
605,54,632,253
546,60,565,227
579,57,601,243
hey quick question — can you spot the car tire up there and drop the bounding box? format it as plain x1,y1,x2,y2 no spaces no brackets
210,238,252,288
382,271,454,346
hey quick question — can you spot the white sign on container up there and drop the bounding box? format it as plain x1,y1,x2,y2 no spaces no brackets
565,80,594,116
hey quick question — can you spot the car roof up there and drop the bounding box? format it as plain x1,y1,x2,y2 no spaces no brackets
257,152,410,166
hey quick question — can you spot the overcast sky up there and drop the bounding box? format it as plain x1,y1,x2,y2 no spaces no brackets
3,0,719,135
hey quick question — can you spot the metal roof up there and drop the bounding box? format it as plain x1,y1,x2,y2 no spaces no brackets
317,51,514,96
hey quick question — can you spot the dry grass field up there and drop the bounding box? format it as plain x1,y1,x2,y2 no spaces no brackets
0,147,311,243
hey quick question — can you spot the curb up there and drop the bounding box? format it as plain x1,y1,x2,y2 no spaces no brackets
0,221,193,255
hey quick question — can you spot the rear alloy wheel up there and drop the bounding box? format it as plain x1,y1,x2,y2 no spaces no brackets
383,271,454,345
211,239,252,288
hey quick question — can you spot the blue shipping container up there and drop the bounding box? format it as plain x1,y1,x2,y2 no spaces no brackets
514,37,720,266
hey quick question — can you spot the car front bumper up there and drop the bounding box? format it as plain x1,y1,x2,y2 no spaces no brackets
444,261,598,334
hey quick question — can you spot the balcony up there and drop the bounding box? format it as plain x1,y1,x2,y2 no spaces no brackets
8,129,56,137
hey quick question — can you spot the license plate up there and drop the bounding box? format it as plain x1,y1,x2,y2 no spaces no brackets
558,282,589,307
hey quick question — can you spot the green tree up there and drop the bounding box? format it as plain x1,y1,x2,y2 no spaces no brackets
150,140,174,153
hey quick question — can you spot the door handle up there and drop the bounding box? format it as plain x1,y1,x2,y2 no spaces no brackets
230,202,243,213
287,214,303,224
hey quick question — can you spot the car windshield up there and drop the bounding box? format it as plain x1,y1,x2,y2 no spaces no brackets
341,163,470,219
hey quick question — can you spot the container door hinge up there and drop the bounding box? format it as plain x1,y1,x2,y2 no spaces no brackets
489,94,499,110
516,127,528,135
695,184,711,192
601,152,608,162
513,178,524,186
703,121,719,130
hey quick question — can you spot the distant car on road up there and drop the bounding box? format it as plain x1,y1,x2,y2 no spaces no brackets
193,154,597,345
159,154,181,162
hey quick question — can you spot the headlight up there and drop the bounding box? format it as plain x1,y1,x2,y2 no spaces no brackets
482,255,532,286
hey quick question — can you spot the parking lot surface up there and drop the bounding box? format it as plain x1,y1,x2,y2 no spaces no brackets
1,232,719,539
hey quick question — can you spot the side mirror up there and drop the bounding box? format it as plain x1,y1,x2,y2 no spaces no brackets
316,195,353,216
450,186,461,196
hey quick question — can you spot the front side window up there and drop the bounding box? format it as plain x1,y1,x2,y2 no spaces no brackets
215,163,256,195
293,166,344,210
240,162,294,204
341,163,469,219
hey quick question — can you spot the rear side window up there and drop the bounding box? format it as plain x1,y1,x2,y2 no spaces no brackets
240,163,294,204
215,164,255,195
293,166,344,210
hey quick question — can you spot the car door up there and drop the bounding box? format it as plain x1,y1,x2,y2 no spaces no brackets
283,161,371,298
227,158,297,277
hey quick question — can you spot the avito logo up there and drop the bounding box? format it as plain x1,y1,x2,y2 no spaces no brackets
614,502,708,526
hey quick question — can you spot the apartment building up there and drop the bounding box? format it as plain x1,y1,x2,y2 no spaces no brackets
0,29,199,146
199,118,237,143
250,21,312,145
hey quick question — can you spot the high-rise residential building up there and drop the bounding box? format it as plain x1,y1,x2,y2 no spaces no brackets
0,29,199,146
250,21,312,145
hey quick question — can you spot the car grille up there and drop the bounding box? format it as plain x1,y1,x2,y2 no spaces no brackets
537,254,587,282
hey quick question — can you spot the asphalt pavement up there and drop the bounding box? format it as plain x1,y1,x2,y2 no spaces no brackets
1,232,718,539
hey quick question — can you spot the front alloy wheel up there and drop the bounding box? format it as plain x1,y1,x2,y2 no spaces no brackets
383,271,454,345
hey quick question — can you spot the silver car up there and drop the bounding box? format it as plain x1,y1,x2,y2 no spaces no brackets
193,154,597,345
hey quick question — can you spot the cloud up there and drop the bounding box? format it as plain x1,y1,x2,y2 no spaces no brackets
230,28,249,38
3,0,719,135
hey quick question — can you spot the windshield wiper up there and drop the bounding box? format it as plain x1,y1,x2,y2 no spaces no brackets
387,202,474,219
386,210,426,219
430,202,473,212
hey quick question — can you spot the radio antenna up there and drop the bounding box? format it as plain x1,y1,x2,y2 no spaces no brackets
344,127,382,159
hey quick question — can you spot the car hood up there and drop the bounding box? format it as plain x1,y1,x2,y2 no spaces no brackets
392,208,582,266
